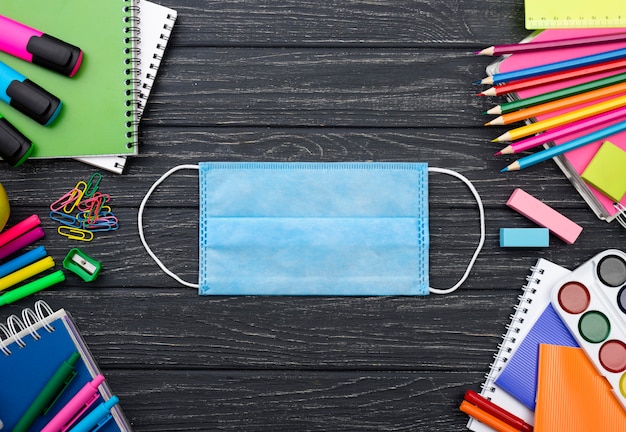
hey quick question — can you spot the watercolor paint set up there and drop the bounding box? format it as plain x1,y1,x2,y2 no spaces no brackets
551,248,626,411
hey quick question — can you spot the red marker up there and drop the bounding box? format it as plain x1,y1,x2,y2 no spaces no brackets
463,390,533,432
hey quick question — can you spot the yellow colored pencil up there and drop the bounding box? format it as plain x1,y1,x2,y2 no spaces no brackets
486,81,626,126
0,256,54,292
493,94,626,142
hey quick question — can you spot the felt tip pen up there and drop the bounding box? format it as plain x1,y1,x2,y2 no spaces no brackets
0,61,62,125
13,352,80,432
0,15,83,77
0,214,41,248
0,113,33,166
67,396,119,432
0,226,45,261
0,269,65,307
0,255,55,292
41,374,106,432
0,245,47,278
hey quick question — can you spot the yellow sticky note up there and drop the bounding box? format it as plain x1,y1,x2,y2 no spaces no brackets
581,141,626,202
525,0,626,29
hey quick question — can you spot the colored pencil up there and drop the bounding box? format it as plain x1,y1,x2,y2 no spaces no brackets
476,47,626,85
463,390,533,432
477,32,626,56
496,106,626,155
460,401,521,432
479,59,626,96
493,94,626,142
485,81,626,126
501,119,626,172
486,72,626,115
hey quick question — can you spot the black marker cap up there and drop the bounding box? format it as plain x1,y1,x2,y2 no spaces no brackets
6,79,62,126
27,34,83,77
0,117,33,167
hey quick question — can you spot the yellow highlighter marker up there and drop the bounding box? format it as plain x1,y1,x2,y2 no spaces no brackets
0,256,54,292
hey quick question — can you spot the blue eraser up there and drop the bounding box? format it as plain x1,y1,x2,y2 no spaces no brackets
500,227,549,248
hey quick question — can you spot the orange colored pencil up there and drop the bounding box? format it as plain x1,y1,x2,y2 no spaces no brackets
486,81,626,126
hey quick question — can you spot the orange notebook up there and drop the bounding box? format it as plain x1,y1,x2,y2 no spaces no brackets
534,344,626,431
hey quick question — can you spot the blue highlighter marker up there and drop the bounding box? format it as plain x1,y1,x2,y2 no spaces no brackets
0,61,61,125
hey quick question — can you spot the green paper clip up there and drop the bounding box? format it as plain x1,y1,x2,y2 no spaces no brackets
63,248,102,282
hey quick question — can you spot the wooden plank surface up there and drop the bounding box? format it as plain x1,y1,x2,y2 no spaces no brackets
1,0,625,430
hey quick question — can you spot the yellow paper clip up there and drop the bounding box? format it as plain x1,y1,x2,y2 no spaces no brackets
63,180,87,213
57,225,94,242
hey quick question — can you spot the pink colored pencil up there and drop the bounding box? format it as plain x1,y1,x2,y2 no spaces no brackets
495,105,626,155
477,32,626,56
0,214,41,249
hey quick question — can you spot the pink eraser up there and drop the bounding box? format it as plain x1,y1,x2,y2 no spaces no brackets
506,188,583,244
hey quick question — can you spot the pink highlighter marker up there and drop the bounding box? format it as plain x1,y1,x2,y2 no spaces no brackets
0,15,83,77
40,375,106,432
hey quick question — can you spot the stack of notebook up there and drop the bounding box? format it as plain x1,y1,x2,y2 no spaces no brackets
0,0,177,174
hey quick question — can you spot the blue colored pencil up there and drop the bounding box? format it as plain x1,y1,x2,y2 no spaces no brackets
477,47,626,85
501,119,626,172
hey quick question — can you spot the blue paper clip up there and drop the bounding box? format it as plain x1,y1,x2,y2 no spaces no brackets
49,210,81,227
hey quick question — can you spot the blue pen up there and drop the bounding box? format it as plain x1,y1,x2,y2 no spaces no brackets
502,119,626,172
479,47,626,85
0,245,46,278
68,396,119,432
0,61,61,125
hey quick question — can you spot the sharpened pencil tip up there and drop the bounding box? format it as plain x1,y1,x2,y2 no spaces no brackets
475,93,484,97
500,166,509,173
493,151,502,156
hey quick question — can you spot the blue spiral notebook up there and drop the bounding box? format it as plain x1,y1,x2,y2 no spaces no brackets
0,301,131,431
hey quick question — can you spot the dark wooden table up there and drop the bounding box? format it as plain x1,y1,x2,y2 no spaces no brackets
2,0,625,430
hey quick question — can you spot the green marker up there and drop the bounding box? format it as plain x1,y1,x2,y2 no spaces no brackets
13,351,80,432
0,114,33,167
0,270,65,307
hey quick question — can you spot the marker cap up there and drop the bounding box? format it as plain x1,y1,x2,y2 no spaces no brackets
27,34,83,77
0,117,32,166
6,79,61,125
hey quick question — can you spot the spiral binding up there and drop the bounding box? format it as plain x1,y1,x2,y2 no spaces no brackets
614,202,626,230
123,0,141,150
136,9,177,116
480,264,544,395
0,300,55,356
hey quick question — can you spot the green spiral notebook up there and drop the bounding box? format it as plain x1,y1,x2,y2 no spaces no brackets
0,0,138,158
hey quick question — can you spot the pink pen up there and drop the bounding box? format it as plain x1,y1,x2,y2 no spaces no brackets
495,105,626,155
0,214,41,249
0,14,83,77
0,226,44,261
41,375,106,432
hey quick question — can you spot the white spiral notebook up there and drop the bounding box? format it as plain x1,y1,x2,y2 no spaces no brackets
77,0,178,174
0,301,132,431
466,258,570,432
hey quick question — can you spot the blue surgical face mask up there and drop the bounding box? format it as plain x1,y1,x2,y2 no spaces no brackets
138,162,485,296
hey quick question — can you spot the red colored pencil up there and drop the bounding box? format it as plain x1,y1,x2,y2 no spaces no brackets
464,390,533,432
478,58,626,96
477,32,626,56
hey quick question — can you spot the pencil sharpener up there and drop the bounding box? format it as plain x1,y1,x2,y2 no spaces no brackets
63,248,102,282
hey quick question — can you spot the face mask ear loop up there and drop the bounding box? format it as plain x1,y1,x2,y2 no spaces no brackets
427,167,485,295
138,164,200,289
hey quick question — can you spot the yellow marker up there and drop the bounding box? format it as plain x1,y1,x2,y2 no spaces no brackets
0,256,54,292
493,94,626,142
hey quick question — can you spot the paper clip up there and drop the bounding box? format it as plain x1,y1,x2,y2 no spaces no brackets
63,181,87,214
50,188,81,213
84,172,102,198
57,226,94,242
49,211,81,228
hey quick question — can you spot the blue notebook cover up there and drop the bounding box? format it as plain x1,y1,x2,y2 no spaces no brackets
0,304,131,431
494,303,579,410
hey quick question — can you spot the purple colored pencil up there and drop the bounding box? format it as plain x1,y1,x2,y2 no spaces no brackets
495,105,626,155
477,32,626,56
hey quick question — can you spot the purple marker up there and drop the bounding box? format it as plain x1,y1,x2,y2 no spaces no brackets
0,15,83,77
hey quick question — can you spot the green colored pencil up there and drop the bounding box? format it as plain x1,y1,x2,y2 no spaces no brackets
485,72,626,115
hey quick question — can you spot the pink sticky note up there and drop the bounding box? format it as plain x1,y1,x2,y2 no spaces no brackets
506,188,583,244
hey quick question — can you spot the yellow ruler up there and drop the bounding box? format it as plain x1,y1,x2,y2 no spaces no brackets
525,0,626,29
